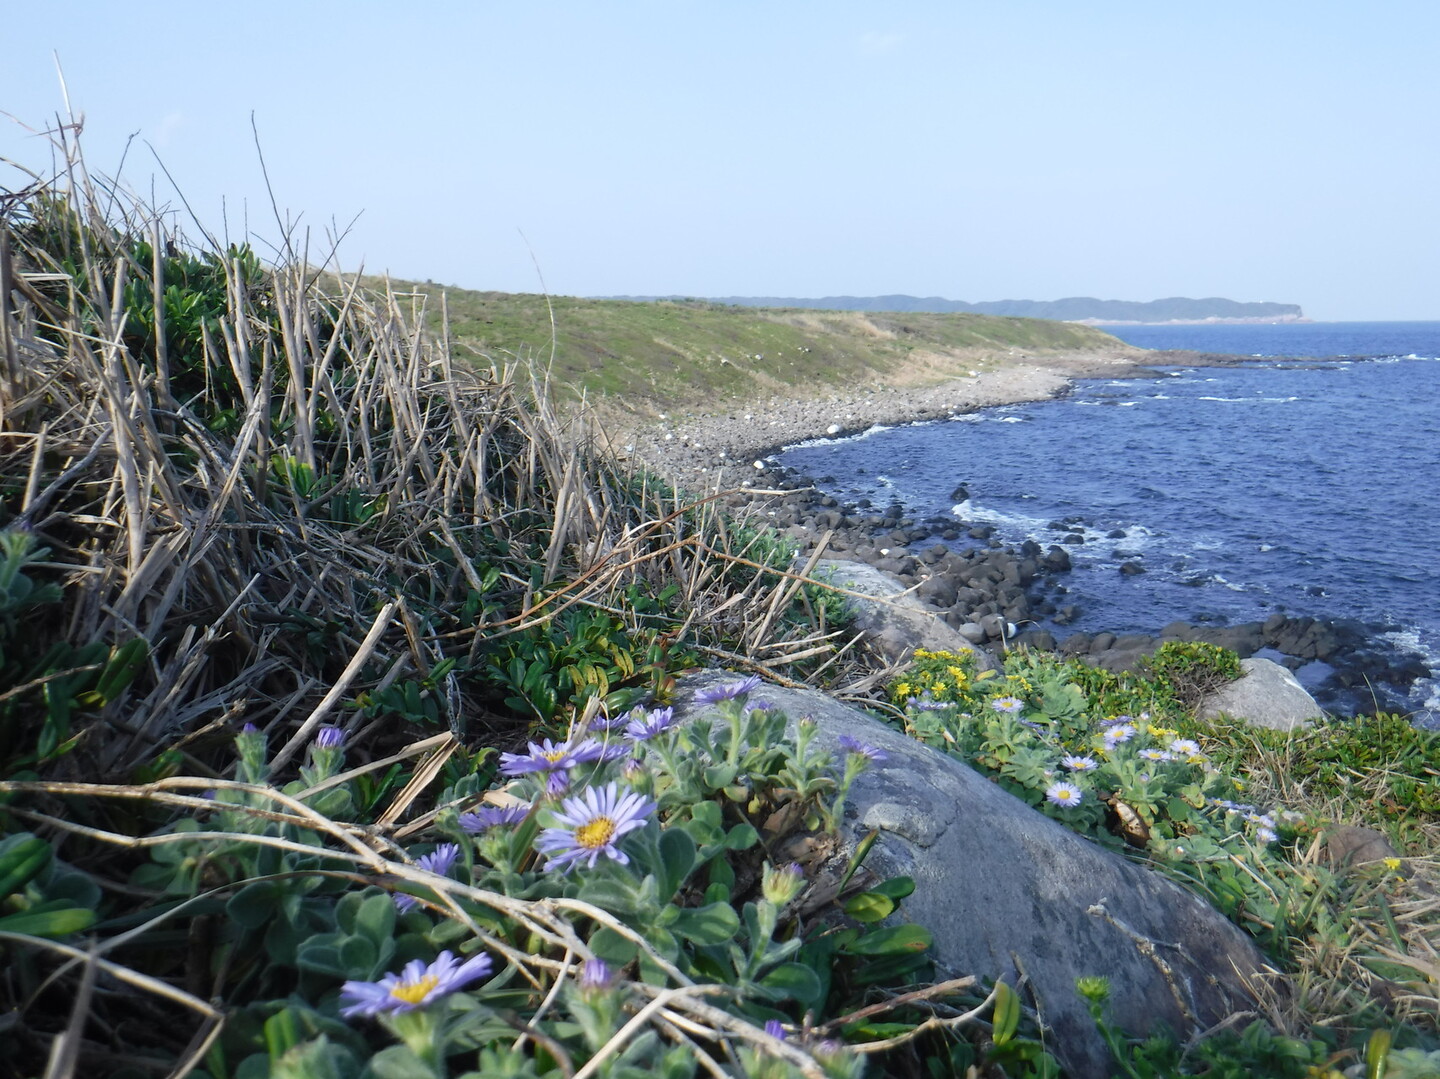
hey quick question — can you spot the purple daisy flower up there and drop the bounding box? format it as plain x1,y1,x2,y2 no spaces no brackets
458,804,530,834
579,958,613,992
1045,781,1084,808
1061,754,1098,772
692,675,762,705
498,737,607,779
314,725,346,749
535,782,655,871
1101,723,1137,747
837,735,887,762
764,1019,788,1041
625,706,680,742
990,696,1025,715
395,842,461,913
586,709,634,733
339,950,493,1017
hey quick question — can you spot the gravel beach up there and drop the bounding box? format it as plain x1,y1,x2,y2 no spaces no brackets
613,347,1170,486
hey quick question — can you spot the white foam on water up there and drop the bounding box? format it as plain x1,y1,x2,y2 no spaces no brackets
1380,626,1440,728
950,499,1052,533
997,416,1025,423
1206,574,1249,592
785,421,899,451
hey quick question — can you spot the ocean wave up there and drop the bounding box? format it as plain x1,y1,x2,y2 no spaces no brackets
950,499,1052,533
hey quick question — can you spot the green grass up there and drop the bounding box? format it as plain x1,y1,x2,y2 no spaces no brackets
371,285,1131,409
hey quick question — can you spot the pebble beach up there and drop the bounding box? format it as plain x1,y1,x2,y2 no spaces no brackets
615,347,1173,484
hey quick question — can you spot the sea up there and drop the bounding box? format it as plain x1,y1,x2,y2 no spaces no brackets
775,322,1440,727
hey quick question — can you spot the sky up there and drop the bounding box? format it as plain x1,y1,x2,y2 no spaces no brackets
3,1,1437,321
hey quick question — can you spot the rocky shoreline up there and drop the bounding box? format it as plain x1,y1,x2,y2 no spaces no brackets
615,348,1432,719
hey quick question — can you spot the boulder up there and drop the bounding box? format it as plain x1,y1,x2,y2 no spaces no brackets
1197,657,1325,731
677,672,1281,1079
809,558,992,667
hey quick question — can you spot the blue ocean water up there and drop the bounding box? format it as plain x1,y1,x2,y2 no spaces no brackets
776,322,1440,723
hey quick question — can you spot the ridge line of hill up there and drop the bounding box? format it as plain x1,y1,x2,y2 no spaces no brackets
601,294,1306,324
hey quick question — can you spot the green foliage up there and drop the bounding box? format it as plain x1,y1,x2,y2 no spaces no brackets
886,648,1327,957
1076,976,1338,1078
1194,711,1440,830
1141,641,1243,711
0,832,99,938
3,680,961,1076
0,526,148,777
480,595,695,725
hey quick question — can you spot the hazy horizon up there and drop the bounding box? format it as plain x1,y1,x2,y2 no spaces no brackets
4,1,1437,322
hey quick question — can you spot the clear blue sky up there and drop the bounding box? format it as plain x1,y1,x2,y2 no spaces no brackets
4,1,1437,320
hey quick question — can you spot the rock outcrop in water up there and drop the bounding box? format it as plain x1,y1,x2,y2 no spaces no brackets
737,461,1431,717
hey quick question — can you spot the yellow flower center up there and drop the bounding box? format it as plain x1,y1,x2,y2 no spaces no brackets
543,750,567,762
389,974,440,1005
574,816,618,850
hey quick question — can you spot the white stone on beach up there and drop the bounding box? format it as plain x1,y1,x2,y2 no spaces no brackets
826,423,842,435
753,460,765,469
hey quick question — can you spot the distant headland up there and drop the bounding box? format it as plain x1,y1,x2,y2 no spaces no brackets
603,294,1307,325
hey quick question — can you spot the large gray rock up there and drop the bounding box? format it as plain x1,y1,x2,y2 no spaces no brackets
679,671,1281,1079
1197,657,1325,731
808,558,995,667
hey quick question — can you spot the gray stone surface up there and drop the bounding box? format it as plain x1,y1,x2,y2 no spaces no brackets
1197,657,1325,731
808,557,995,667
679,670,1282,1079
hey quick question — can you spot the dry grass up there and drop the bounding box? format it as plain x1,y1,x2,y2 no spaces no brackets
1195,725,1440,1035
0,126,880,784
0,126,911,1077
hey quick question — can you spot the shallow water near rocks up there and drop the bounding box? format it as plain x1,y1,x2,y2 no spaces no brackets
776,322,1440,726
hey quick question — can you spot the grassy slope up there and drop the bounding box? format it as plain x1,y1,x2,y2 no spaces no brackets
371,283,1130,409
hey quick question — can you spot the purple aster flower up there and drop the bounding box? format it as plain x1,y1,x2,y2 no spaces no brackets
990,696,1025,715
1138,748,1174,762
535,782,655,871
625,706,680,741
1045,781,1084,808
314,725,346,749
499,737,606,779
1101,723,1137,746
907,695,954,712
339,950,493,1017
579,958,613,992
621,756,645,781
1100,715,1134,728
1061,754,1098,772
692,675,762,705
837,735,887,763
458,804,529,834
744,698,774,714
1168,738,1202,757
587,709,633,733
1256,827,1278,844
395,842,461,913
241,722,259,734
764,1019,787,1041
